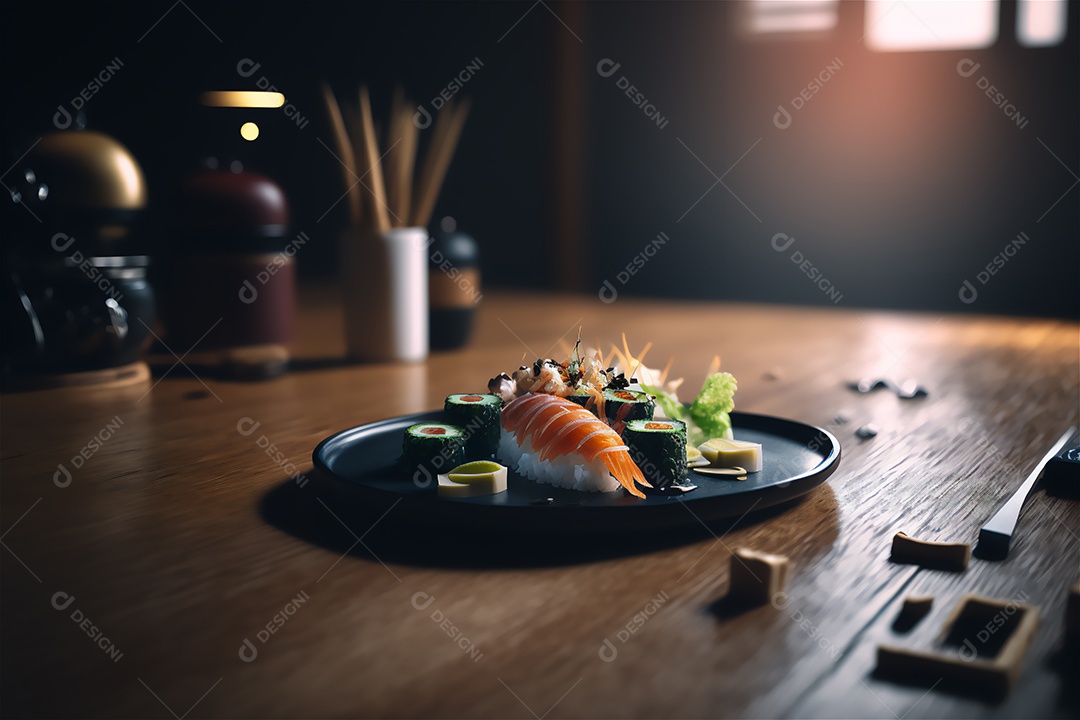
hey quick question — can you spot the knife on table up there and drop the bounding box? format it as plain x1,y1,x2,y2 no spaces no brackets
976,427,1078,560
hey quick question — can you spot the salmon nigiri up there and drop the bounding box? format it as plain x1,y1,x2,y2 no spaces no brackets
498,393,652,498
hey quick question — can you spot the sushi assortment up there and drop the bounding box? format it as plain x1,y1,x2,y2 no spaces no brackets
399,335,762,501
499,393,651,498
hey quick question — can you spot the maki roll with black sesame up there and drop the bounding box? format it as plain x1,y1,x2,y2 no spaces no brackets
603,388,655,424
443,393,502,460
622,419,687,490
402,423,466,479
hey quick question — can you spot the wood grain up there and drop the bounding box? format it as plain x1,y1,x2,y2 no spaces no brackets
1,287,1077,718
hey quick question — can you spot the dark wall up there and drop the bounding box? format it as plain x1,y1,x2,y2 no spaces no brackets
3,1,1077,317
584,1,1078,317
1,0,557,288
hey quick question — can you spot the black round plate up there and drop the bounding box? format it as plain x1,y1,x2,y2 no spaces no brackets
312,410,841,532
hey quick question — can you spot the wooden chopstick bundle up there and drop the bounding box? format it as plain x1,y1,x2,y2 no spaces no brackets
357,86,391,232
321,83,469,234
412,99,470,228
321,83,362,229
386,88,418,226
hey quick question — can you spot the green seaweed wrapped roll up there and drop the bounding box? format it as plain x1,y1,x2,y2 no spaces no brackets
443,393,502,460
603,389,655,424
402,423,466,478
622,418,687,489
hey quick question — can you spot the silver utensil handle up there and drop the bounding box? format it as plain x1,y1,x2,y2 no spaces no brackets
978,427,1077,553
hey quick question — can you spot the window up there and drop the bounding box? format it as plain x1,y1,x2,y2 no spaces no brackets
865,0,998,51
742,0,1069,49
744,0,839,35
1016,0,1068,47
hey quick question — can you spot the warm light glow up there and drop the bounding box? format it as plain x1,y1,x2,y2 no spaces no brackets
745,0,838,35
866,0,998,51
1017,0,1067,47
240,122,260,141
201,91,285,108
115,152,144,206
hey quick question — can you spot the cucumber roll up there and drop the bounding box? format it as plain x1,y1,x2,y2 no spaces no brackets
603,389,656,424
622,419,687,490
402,423,466,478
443,394,502,460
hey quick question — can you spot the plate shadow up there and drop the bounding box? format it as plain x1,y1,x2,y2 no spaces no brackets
259,470,823,570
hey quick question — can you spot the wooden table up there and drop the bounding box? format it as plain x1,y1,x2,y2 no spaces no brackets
3,287,1078,719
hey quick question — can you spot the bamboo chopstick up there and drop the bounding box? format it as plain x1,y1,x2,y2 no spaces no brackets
397,104,418,225
357,86,391,232
320,83,362,229
322,83,469,233
412,99,470,227
386,87,416,224
340,103,368,220
411,102,451,228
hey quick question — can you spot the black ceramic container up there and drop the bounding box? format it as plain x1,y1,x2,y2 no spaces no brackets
428,218,481,351
160,164,296,352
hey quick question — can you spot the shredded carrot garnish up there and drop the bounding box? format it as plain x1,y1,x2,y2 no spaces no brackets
659,356,675,386
621,333,633,375
616,333,653,381
633,342,653,377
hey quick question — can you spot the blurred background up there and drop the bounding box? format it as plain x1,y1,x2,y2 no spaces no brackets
2,0,1077,318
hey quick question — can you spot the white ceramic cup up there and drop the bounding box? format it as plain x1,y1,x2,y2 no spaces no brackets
341,227,429,362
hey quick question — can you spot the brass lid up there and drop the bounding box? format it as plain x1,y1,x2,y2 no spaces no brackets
27,131,146,210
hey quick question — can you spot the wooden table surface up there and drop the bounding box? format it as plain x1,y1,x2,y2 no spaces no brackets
2,286,1078,719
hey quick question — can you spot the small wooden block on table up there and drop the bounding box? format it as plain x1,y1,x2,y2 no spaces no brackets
729,547,790,607
890,531,970,572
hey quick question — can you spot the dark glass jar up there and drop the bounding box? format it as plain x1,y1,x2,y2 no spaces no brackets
2,255,154,375
0,128,155,382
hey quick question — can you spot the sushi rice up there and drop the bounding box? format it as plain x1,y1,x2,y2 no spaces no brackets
498,430,621,494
